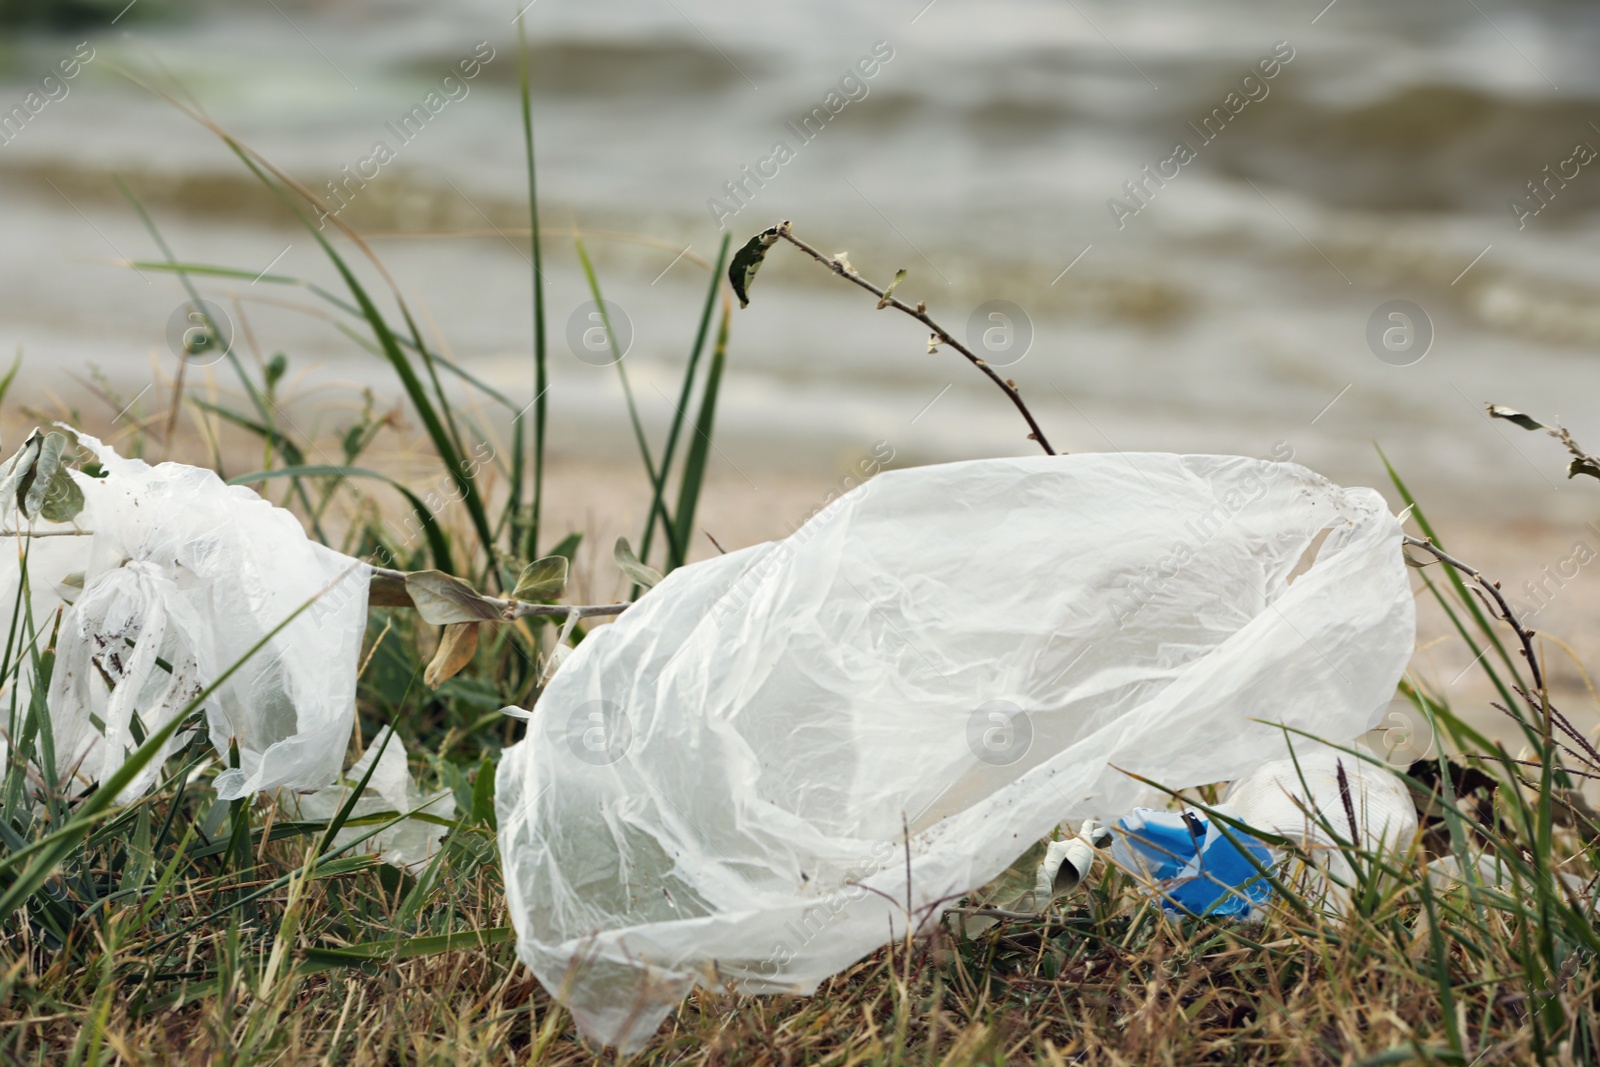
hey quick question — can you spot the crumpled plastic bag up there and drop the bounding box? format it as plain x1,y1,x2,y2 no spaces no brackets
286,727,455,870
29,429,369,801
495,453,1416,1050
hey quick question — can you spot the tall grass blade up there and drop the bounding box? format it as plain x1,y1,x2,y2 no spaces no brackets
194,134,499,568
0,349,21,409
671,298,733,567
572,234,680,563
517,17,549,563
640,234,730,570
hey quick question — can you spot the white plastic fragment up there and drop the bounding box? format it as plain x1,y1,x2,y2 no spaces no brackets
1036,820,1105,900
50,560,208,801
286,726,455,870
1223,750,1419,906
1225,751,1418,855
496,453,1417,1051
956,819,1109,938
3,429,371,801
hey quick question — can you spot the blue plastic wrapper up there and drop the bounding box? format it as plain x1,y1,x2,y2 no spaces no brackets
1111,807,1275,918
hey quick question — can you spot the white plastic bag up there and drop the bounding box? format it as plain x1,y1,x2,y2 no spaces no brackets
495,453,1416,1050
287,727,455,870
41,430,369,801
1224,750,1418,907
0,522,94,744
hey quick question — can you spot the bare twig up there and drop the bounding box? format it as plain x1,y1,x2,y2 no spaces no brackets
1486,403,1600,481
1402,535,1544,696
773,222,1058,455
1514,687,1600,768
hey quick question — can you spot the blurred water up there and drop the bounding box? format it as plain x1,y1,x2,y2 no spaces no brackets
3,0,1600,514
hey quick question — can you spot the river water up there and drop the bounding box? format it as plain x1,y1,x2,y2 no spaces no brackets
2,0,1600,518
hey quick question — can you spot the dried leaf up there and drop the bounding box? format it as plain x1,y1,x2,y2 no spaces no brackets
404,570,501,625
513,555,569,601
728,224,782,309
424,622,480,688
1486,404,1545,431
613,537,663,590
368,571,415,608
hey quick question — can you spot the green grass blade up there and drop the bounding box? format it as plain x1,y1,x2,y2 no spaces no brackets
517,17,549,562
640,234,730,569
0,712,187,918
670,298,732,567
0,349,21,409
572,233,680,564
191,398,307,466
207,142,498,570
317,725,398,855
0,558,357,918
127,261,520,411
302,926,514,972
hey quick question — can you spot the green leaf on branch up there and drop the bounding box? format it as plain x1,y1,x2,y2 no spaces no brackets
1569,457,1600,482
512,555,569,601
404,570,502,625
614,537,662,590
37,466,84,524
27,431,84,523
876,268,908,309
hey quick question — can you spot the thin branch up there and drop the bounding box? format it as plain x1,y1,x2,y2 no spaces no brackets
1402,535,1544,697
1514,686,1600,769
368,566,629,621
1402,533,1550,746
774,222,1057,455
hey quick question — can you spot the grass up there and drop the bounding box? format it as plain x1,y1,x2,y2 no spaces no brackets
3,46,1600,1067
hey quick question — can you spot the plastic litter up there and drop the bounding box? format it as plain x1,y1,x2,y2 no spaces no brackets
0,428,370,802
1109,807,1275,918
286,727,455,870
495,452,1416,1050
1225,751,1418,855
1223,750,1418,907
1036,820,1106,901
956,819,1110,938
